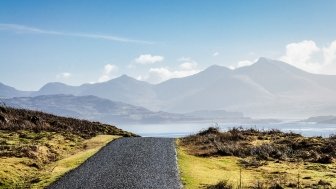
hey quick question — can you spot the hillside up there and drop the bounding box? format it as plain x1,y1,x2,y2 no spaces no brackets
2,58,336,118
2,95,255,124
304,115,336,124
0,104,136,138
35,75,158,109
0,83,31,98
0,105,136,188
157,58,336,117
1,94,195,124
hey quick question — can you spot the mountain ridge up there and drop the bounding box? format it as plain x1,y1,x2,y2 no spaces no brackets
2,58,329,93
1,94,189,124
2,58,336,118
2,94,250,124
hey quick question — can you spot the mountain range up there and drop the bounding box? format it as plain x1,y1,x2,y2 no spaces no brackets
2,57,336,119
2,95,250,124
1,95,187,124
303,116,336,124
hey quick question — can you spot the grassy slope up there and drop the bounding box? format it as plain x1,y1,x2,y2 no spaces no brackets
0,133,120,188
0,106,136,188
177,128,336,189
32,135,120,189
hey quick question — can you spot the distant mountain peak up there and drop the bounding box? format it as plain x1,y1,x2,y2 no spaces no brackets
96,74,153,90
257,57,272,62
203,64,231,74
119,74,131,78
207,64,228,69
250,57,309,75
108,74,142,83
43,82,68,86
254,57,301,67
39,82,71,90
253,57,280,66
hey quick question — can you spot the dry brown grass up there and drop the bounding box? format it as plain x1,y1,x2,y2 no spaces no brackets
180,127,336,164
179,127,336,188
0,105,137,138
0,105,137,188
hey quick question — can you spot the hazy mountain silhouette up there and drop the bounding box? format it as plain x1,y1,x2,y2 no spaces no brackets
1,95,192,124
303,115,336,124
2,58,336,118
3,95,248,124
159,58,336,117
0,82,31,98
34,75,159,109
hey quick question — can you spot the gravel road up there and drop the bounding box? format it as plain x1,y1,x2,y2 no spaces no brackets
47,137,181,189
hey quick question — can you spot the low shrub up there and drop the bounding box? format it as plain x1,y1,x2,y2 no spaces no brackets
239,157,268,168
0,105,137,138
205,180,233,189
180,127,336,163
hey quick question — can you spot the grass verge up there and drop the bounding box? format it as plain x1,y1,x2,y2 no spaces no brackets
0,133,120,189
0,106,136,188
177,127,336,189
31,135,120,188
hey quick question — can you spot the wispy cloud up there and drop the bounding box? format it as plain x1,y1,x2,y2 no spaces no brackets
0,23,154,44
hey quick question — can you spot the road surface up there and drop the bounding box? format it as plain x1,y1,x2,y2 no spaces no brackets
48,137,181,189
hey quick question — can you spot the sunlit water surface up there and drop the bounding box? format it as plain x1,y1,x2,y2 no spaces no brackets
119,121,336,138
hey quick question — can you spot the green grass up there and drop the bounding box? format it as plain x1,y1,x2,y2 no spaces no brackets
0,132,120,189
0,105,135,188
178,144,336,188
177,128,336,189
178,143,254,188
31,135,120,189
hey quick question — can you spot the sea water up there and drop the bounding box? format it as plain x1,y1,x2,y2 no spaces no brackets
120,122,336,138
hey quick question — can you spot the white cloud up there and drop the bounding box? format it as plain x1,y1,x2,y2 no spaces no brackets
143,67,200,83
0,23,153,44
282,40,320,63
280,40,321,73
230,60,255,69
138,57,200,83
178,57,198,70
323,41,336,65
134,54,164,64
213,52,219,57
229,58,260,69
146,68,173,83
56,72,71,79
320,41,336,74
276,39,336,74
179,62,198,70
238,60,254,67
98,64,118,82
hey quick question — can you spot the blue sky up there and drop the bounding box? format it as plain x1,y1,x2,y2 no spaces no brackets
1,0,336,90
